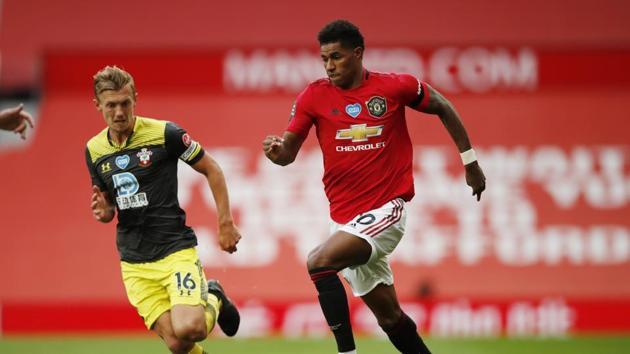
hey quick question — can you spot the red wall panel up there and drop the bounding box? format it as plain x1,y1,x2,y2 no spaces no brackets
0,49,629,334
1,0,630,89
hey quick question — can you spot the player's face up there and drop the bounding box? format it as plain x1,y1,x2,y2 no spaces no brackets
320,42,363,89
95,84,137,135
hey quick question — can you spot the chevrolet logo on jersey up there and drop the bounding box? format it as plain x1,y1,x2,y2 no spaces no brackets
336,124,384,142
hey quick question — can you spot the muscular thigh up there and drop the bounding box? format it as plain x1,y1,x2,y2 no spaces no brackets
153,310,177,341
308,230,372,271
170,303,206,330
121,248,208,330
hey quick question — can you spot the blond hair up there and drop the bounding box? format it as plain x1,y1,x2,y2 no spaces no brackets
93,65,136,100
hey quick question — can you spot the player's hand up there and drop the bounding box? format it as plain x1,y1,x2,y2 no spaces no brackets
91,185,115,222
262,135,284,160
0,104,34,139
465,161,486,201
218,222,242,254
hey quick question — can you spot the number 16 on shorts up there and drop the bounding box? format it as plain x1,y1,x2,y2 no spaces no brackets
175,272,196,296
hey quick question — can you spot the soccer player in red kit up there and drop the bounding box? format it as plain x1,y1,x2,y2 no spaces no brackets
263,20,486,354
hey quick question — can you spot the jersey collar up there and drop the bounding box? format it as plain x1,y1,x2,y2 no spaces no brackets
332,69,369,91
107,116,138,150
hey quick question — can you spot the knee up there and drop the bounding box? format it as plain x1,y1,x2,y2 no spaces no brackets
378,308,404,331
163,336,194,354
306,246,321,271
173,317,208,343
307,246,333,271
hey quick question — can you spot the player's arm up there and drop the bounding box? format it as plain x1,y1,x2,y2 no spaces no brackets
85,147,115,222
418,84,486,201
262,131,305,166
91,186,115,223
191,153,242,254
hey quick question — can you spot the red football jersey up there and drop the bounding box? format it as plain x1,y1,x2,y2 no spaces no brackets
286,71,430,223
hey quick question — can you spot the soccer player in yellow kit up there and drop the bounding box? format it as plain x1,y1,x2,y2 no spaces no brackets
86,66,241,354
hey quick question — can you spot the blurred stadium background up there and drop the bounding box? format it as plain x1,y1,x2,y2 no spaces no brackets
1,0,629,353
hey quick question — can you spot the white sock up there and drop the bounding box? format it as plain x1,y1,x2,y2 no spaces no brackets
339,350,357,354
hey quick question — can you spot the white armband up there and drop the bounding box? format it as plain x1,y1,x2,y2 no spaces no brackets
460,148,477,165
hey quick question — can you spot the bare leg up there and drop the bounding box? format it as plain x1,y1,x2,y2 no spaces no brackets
152,311,197,354
169,304,208,342
307,230,372,271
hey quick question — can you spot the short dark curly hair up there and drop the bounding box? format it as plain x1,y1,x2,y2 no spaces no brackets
317,19,364,49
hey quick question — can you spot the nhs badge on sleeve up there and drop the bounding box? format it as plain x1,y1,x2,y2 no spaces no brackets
115,155,130,169
345,103,362,118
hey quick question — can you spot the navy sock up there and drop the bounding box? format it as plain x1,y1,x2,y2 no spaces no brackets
383,312,431,354
309,267,356,352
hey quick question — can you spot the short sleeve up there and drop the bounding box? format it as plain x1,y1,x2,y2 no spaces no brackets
165,122,205,165
286,87,315,138
396,73,430,110
85,147,106,190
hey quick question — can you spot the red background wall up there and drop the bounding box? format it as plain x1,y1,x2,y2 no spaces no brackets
1,0,630,89
0,0,629,335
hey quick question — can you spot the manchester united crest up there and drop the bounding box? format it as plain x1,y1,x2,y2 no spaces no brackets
137,148,153,167
366,96,387,118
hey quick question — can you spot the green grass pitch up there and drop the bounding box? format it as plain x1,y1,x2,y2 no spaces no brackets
1,335,629,353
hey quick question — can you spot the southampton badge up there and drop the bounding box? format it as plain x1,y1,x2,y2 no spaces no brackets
366,96,387,118
136,148,153,167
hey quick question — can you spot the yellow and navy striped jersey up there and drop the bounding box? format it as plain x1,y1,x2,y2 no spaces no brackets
85,116,204,263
